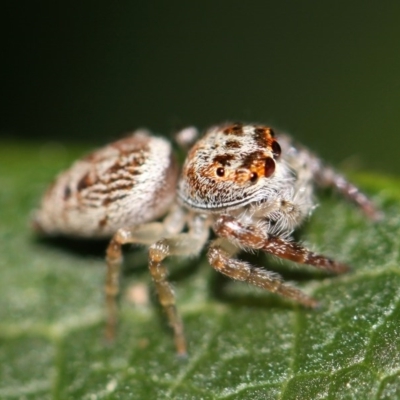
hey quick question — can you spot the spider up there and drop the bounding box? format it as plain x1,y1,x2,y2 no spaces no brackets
34,123,380,356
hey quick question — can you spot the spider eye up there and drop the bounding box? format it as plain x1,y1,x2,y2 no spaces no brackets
250,172,258,182
264,157,276,177
271,140,281,159
216,167,225,177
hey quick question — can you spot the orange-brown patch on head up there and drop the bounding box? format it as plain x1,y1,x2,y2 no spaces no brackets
252,126,282,162
184,163,196,181
248,159,268,181
235,168,251,184
202,163,233,181
253,126,275,149
233,151,277,184
197,153,238,182
240,151,265,169
182,163,202,198
225,140,241,149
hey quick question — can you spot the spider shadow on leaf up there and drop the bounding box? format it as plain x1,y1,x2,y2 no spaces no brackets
34,235,110,258
34,233,203,288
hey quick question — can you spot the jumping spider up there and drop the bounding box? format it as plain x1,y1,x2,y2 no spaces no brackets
34,123,380,356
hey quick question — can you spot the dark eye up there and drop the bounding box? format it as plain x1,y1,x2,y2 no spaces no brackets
271,140,281,159
216,167,225,177
250,172,258,182
264,157,276,177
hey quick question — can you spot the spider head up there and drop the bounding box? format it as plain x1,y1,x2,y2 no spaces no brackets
178,123,286,212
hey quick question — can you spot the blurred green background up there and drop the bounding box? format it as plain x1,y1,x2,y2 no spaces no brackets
2,2,400,174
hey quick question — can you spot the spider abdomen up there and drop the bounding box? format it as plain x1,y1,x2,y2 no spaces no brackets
33,131,178,237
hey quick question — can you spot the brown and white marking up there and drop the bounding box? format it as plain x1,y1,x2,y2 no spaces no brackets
34,130,178,237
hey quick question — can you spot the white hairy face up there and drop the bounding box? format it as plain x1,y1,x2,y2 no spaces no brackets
178,123,311,216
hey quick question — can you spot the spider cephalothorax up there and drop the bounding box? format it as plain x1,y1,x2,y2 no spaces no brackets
178,123,289,211
34,123,380,356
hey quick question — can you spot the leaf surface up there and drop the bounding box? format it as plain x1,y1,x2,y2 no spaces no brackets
0,141,399,400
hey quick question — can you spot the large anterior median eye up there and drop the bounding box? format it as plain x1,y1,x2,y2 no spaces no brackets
264,157,276,177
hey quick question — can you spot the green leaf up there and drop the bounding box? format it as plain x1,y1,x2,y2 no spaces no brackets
1,141,399,400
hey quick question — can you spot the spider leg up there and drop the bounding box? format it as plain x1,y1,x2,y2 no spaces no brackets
147,215,209,356
311,157,381,221
105,205,187,343
278,133,381,220
213,215,349,274
106,210,209,356
207,239,318,308
174,126,199,149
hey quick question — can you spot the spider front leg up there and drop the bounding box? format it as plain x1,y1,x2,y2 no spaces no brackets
210,214,349,307
214,215,349,274
311,157,382,221
208,239,318,308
